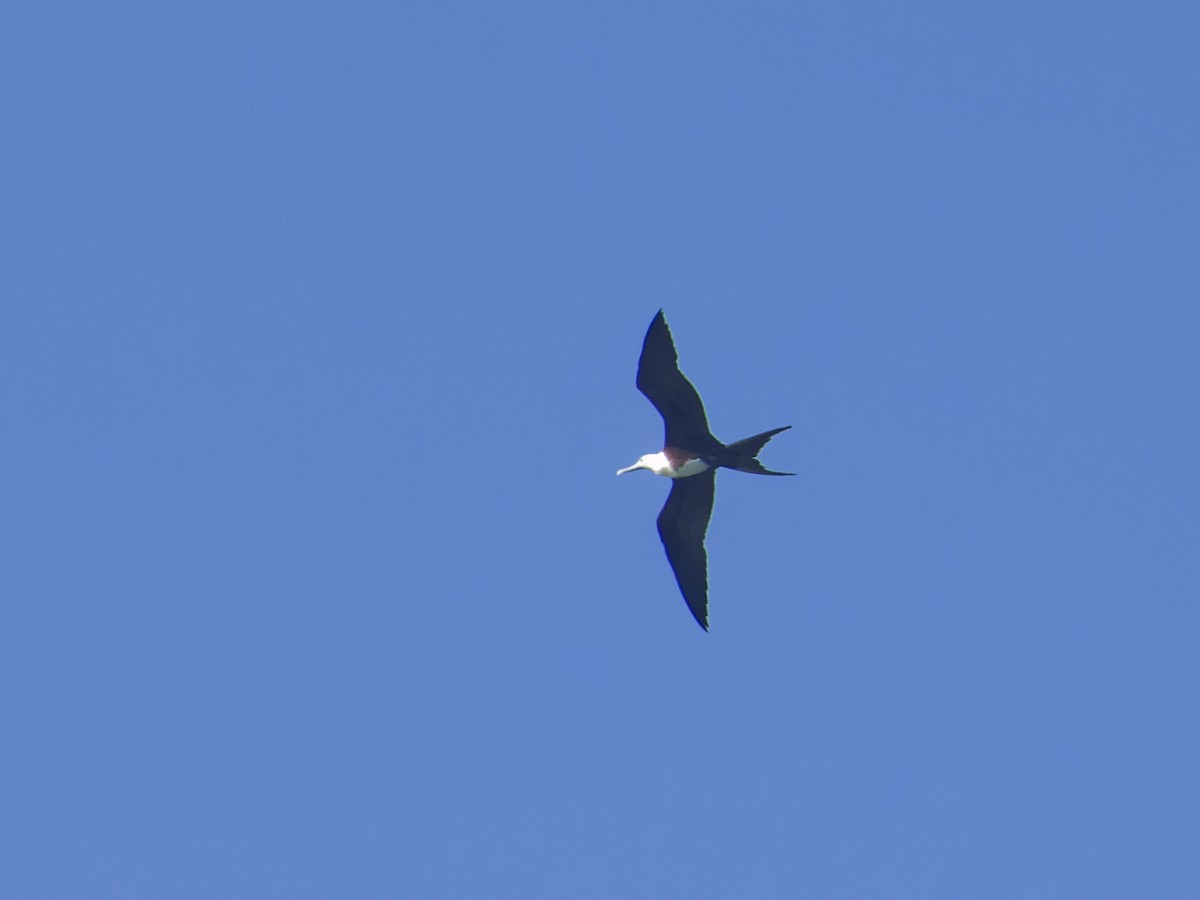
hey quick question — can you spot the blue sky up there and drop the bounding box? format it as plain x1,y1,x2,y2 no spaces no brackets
3,2,1198,897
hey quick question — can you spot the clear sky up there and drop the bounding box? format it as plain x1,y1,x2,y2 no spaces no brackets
3,3,1198,897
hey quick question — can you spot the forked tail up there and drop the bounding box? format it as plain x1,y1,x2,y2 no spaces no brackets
720,426,794,476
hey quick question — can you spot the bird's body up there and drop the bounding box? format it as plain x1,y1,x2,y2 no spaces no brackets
618,310,792,630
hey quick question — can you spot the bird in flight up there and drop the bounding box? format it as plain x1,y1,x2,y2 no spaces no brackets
618,310,793,630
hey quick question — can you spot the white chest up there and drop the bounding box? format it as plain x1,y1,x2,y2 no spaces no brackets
644,452,710,478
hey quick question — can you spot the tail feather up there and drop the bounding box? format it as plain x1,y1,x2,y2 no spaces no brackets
721,426,794,476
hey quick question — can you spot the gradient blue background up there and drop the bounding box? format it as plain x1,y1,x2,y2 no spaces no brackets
4,3,1198,897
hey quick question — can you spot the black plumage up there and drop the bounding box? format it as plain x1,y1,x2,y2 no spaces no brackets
622,310,793,630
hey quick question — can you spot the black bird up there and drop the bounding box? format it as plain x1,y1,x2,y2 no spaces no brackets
618,310,793,630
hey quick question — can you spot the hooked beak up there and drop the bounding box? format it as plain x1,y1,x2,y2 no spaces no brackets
616,462,640,475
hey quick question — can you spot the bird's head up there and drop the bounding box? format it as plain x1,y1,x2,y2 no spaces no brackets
616,452,670,476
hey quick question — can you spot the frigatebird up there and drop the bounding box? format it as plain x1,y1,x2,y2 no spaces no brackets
618,310,793,630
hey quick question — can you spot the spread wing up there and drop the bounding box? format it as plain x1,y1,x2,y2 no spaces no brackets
656,470,716,630
636,310,718,452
